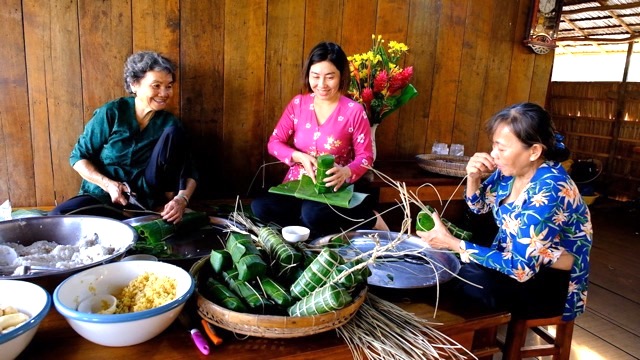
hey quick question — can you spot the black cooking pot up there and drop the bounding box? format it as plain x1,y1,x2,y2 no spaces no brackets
571,159,602,183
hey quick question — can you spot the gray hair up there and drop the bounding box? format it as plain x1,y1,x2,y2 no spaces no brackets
123,51,176,94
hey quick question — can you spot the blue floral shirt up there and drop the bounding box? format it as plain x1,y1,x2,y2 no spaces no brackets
463,161,592,320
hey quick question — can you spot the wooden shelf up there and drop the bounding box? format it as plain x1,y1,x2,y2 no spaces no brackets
565,131,612,140
553,114,615,122
572,150,610,158
617,137,640,144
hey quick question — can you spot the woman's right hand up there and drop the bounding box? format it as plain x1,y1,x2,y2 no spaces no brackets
105,180,128,206
292,151,318,183
466,152,496,180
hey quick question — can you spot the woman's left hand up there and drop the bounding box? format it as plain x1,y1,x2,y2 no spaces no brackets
324,166,351,192
160,196,188,223
416,211,462,252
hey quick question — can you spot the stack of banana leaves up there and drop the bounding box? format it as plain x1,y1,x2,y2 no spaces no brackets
202,230,370,316
129,211,210,258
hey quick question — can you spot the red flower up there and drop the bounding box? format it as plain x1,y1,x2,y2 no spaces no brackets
362,87,374,106
388,66,413,95
373,70,389,93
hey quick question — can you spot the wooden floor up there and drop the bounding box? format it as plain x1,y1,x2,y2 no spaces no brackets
493,199,640,359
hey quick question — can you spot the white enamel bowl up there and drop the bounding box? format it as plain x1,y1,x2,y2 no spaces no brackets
53,260,194,347
0,280,51,359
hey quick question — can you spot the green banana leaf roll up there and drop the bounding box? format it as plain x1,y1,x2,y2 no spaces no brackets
290,247,343,299
288,283,352,316
225,232,267,281
205,277,247,312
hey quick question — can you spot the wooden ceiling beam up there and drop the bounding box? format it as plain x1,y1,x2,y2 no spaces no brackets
560,15,608,52
562,2,640,16
597,0,636,35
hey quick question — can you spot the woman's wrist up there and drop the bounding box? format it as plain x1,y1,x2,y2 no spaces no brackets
174,193,189,206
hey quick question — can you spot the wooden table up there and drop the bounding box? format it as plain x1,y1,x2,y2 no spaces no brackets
18,286,509,360
368,160,467,204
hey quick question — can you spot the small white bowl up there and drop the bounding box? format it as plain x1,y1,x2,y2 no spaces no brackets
282,226,310,243
53,260,194,347
77,294,118,315
0,280,51,359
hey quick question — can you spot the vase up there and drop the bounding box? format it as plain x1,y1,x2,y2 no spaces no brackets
370,123,378,161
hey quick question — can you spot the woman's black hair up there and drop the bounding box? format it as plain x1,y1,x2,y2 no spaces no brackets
123,51,176,94
303,42,350,93
486,102,570,162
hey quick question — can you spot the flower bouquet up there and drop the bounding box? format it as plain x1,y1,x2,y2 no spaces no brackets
347,35,418,126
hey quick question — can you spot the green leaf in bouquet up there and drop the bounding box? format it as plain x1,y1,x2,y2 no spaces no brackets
379,84,418,122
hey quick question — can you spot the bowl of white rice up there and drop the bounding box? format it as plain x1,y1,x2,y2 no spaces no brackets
0,215,138,290
53,260,194,346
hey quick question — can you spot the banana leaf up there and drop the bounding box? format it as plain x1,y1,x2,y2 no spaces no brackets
260,277,294,307
378,84,419,123
225,232,267,281
209,249,232,274
269,175,368,208
222,269,272,310
258,227,302,270
315,154,335,194
132,211,210,244
288,283,352,316
329,259,371,290
290,247,343,299
205,278,247,312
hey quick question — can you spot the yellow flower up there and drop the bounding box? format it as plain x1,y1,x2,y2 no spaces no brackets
347,34,417,126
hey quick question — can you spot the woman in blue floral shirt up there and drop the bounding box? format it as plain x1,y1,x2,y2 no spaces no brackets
418,102,592,321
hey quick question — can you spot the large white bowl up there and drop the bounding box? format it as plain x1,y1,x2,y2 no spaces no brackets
53,260,194,347
0,280,51,360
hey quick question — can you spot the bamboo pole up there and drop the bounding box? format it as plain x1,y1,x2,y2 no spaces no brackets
604,42,634,189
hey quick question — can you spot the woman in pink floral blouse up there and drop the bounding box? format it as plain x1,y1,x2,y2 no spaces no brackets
251,42,386,236
418,103,592,321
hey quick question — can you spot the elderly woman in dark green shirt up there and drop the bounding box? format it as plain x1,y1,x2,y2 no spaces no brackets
51,51,198,223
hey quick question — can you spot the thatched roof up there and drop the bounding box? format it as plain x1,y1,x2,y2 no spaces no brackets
558,0,640,54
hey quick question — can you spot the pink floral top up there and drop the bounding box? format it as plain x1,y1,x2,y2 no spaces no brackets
268,94,374,183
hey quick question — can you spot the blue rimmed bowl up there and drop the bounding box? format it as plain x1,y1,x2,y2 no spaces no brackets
53,260,194,347
0,280,51,359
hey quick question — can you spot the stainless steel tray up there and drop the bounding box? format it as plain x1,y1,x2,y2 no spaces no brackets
312,230,460,289
123,216,234,260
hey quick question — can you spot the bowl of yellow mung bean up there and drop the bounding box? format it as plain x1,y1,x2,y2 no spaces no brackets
52,260,194,347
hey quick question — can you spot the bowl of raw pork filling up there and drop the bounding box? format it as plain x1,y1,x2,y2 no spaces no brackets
0,216,138,290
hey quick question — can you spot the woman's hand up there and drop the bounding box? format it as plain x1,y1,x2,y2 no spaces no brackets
105,181,128,206
292,151,318,183
466,152,496,181
324,165,351,192
161,196,188,223
416,211,462,252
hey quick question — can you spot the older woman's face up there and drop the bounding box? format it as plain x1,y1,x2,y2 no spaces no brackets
131,70,174,111
490,123,535,177
309,61,341,102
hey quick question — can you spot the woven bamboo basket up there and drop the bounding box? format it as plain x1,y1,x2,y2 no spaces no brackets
190,255,367,338
415,154,470,177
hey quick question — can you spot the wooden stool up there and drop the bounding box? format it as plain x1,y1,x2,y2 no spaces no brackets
502,315,575,360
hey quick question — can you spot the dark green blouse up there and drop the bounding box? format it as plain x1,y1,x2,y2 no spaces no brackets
70,96,198,208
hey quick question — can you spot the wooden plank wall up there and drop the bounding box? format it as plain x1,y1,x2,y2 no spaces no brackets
0,0,554,207
548,81,640,201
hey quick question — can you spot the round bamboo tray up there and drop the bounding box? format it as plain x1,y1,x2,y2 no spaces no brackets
415,154,470,177
190,255,367,338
